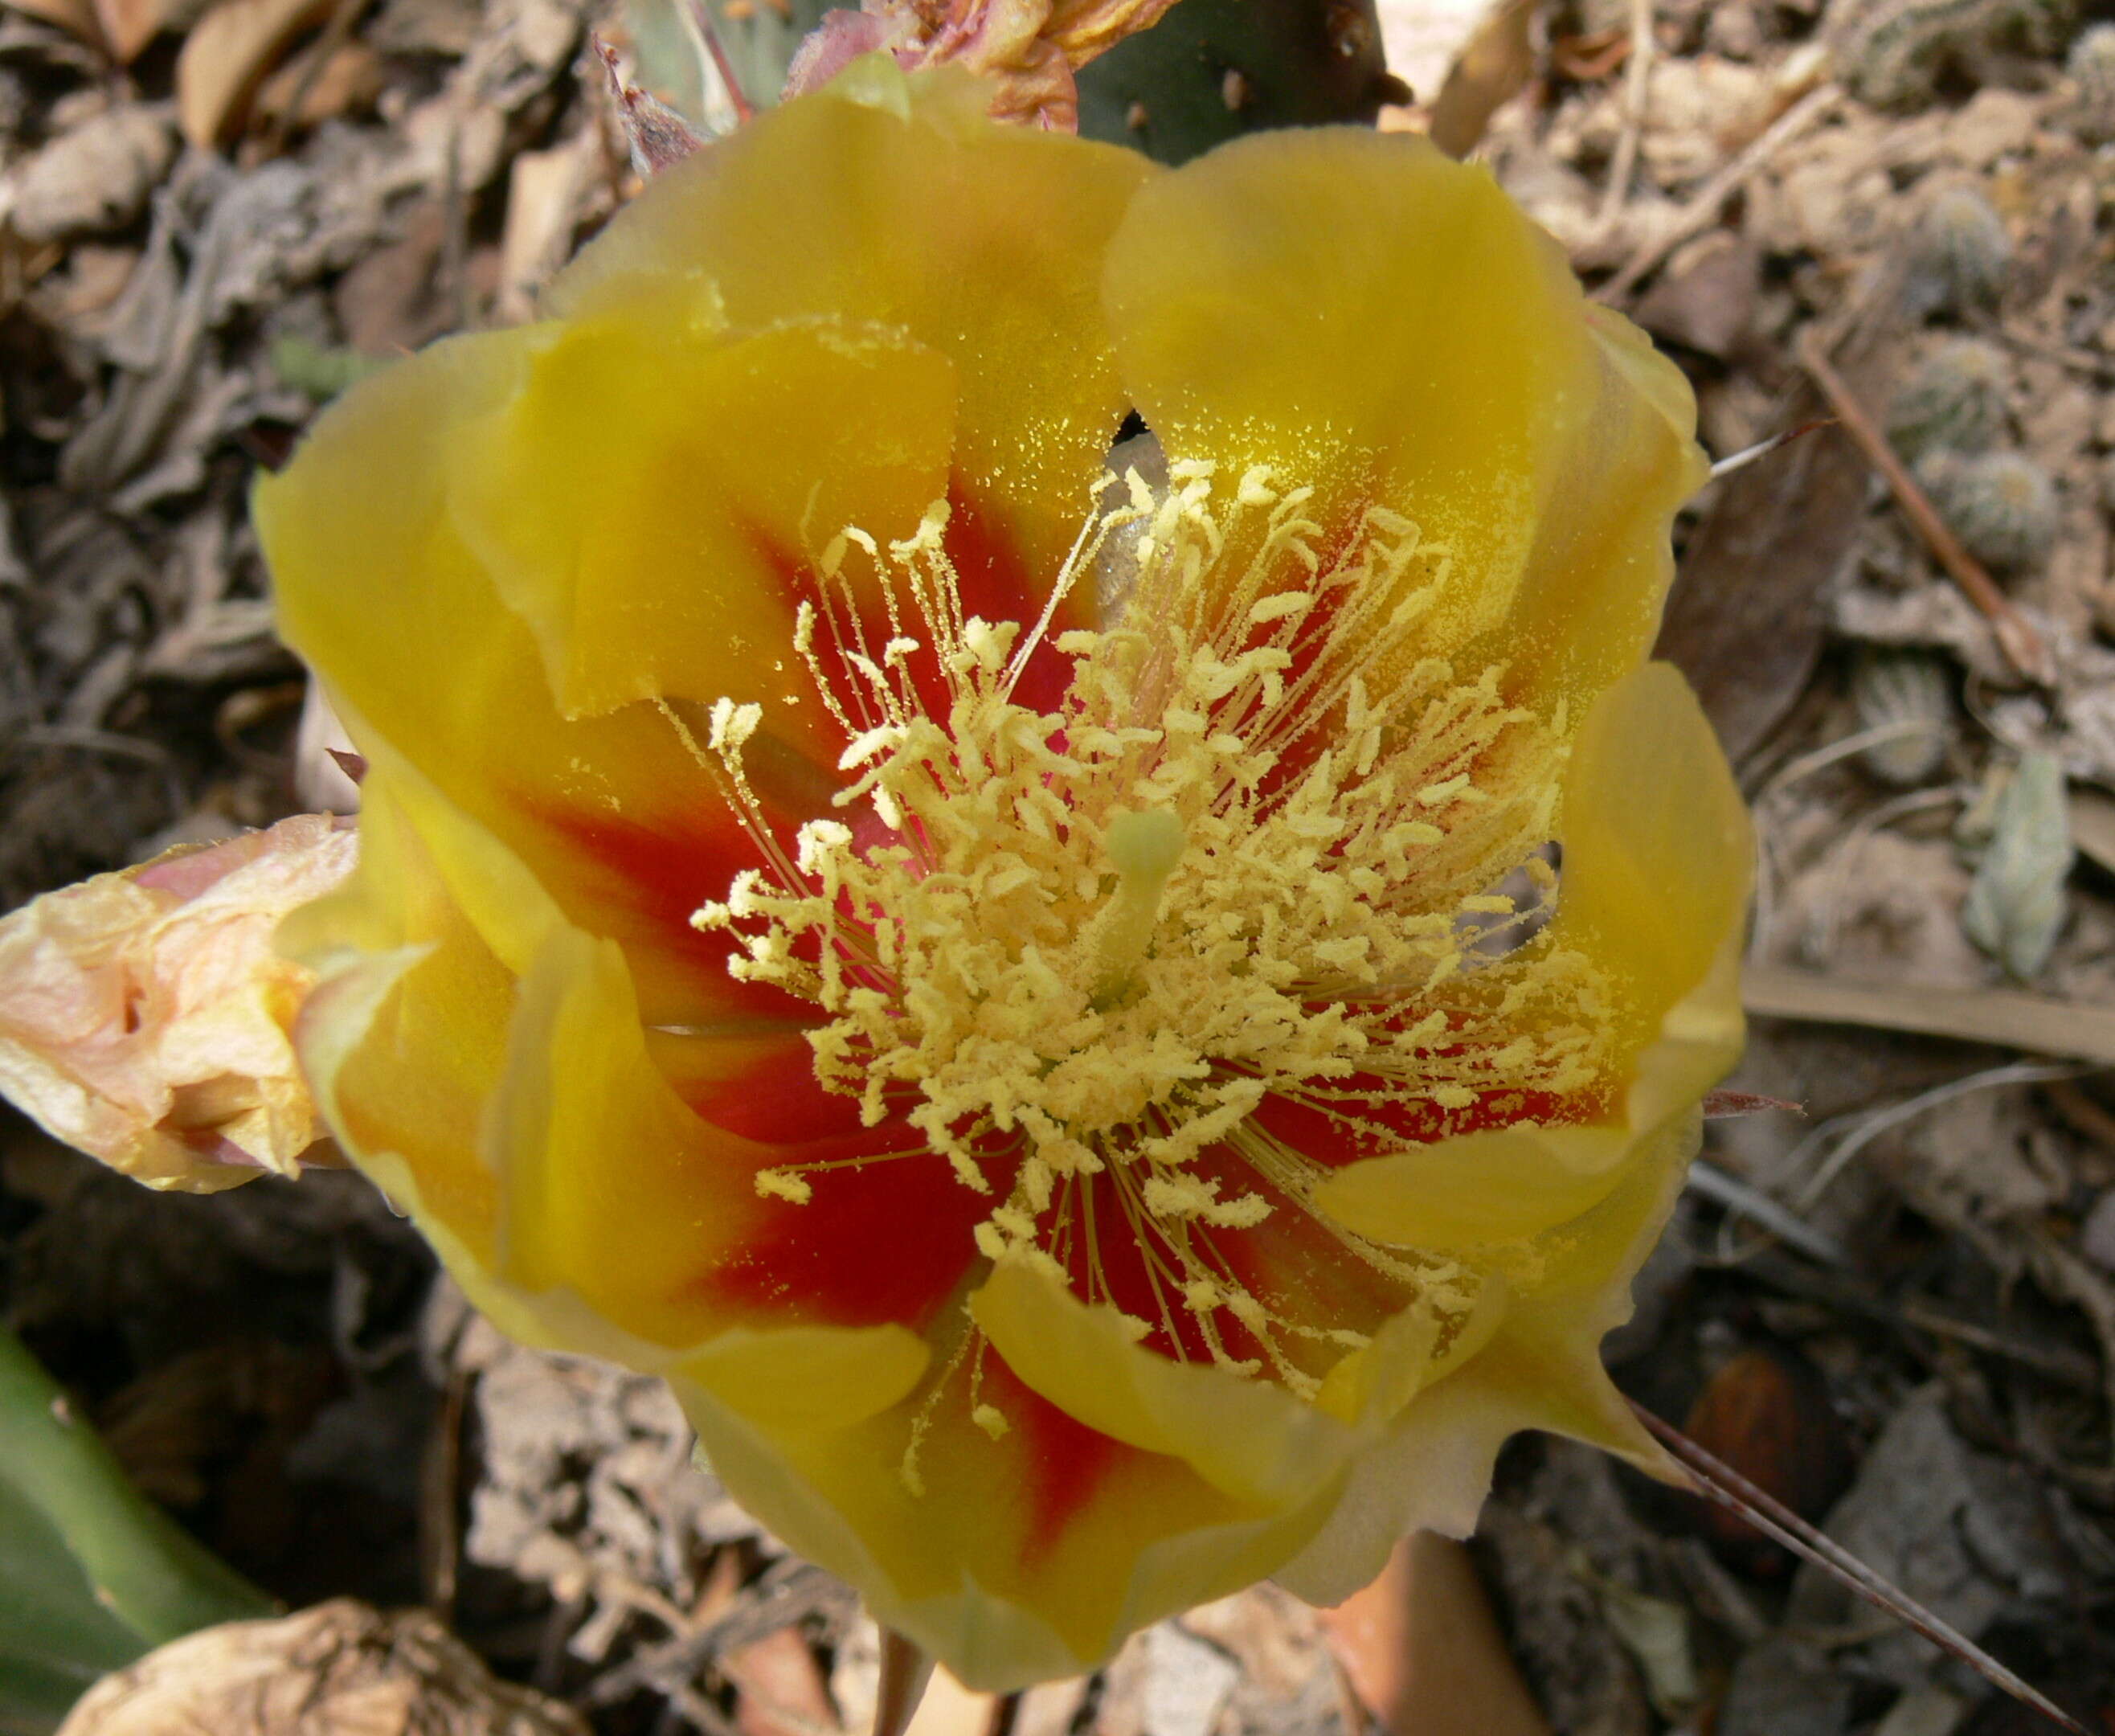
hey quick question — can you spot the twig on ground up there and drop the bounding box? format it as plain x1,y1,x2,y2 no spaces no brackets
420,1357,468,1617
1688,1158,1849,1266
1701,1088,1804,1119
2044,1078,2115,1153
1741,966,2115,1064
874,1628,935,1736
441,105,471,336
1593,0,1655,236
583,1560,849,1709
1733,1247,2105,1391
1598,83,1839,301
985,1692,1024,1736
1789,1059,2084,1210
11,724,171,768
1795,326,2055,686
1986,323,2115,383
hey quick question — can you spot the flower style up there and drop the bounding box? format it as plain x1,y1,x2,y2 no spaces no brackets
255,61,1750,1691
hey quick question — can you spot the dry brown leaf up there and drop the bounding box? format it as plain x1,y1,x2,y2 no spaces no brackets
900,1665,997,1736
1655,386,1863,768
31,243,140,324
1743,965,2115,1065
873,1631,936,1736
176,0,334,146
92,0,178,63
0,0,102,47
2069,787,2115,878
1798,327,2054,687
331,196,450,355
1426,0,1539,161
253,38,382,128
1318,1533,1549,1736
496,130,595,324
728,1626,841,1736
9,108,174,244
58,1600,590,1736
1631,231,1761,362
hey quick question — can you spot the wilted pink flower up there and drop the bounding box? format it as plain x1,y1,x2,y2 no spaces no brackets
783,0,1180,127
0,814,355,1190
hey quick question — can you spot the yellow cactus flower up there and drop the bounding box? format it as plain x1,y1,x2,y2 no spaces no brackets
255,61,1749,1692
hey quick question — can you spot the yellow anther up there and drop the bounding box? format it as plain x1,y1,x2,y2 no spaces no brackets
699,471,1616,1394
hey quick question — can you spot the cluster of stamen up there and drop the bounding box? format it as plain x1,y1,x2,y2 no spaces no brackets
692,455,1614,1405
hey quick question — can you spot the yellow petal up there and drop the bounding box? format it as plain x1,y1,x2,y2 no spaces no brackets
446,313,955,724
289,758,767,1348
1553,659,1752,1065
485,923,759,1344
285,779,515,1262
1295,665,1745,1599
1311,1268,1508,1431
256,328,814,1029
1102,129,1708,708
292,787,932,1431
1312,661,1745,1251
1281,1141,1688,1607
1310,1123,1634,1252
290,748,984,1382
550,59,1157,579
253,88,1745,1700
669,1352,1339,1693
968,1254,1358,1507
673,1323,931,1433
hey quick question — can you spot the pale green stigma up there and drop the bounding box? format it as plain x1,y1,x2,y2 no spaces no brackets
1088,807,1187,1010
